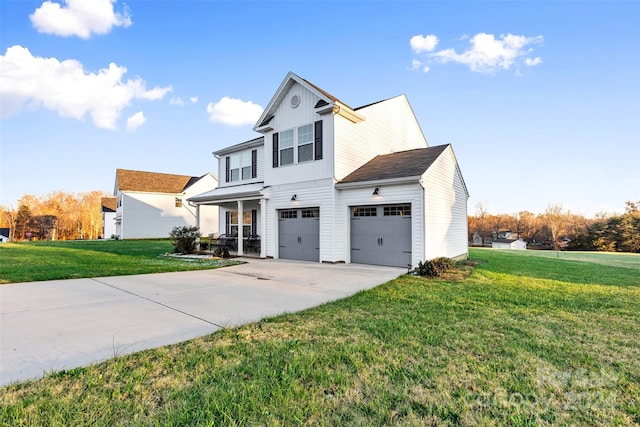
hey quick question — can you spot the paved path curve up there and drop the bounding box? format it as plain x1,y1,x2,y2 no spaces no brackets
0,258,404,387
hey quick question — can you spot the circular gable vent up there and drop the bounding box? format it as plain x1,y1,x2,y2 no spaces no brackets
290,95,300,108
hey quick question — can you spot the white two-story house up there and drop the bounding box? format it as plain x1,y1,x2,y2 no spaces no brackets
189,72,468,268
114,169,218,239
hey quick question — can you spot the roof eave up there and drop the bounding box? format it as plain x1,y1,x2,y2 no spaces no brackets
253,72,341,133
213,137,264,157
335,176,422,189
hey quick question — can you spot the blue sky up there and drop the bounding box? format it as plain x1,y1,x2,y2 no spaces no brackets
1,0,639,217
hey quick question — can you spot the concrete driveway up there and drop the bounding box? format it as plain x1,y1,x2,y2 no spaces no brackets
0,258,404,387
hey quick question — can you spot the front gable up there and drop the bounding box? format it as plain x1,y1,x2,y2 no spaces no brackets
256,73,358,185
254,72,363,134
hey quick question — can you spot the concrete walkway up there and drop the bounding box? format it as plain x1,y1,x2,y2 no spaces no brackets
0,259,404,387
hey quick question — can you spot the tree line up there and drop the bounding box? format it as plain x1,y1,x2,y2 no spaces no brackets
469,201,640,253
1,192,638,253
0,191,111,241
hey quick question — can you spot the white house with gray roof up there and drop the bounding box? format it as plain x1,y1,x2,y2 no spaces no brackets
189,72,468,268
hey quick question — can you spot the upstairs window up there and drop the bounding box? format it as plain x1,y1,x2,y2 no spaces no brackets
297,124,314,162
241,151,252,180
230,156,240,182
279,129,294,166
225,149,258,183
273,120,323,168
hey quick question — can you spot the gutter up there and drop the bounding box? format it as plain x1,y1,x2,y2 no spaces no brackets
335,175,422,190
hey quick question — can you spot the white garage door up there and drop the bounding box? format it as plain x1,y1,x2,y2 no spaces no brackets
351,204,412,268
278,208,320,262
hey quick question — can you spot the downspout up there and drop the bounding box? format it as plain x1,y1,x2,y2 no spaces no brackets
418,178,426,265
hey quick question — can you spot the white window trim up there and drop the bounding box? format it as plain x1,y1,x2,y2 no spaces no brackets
230,151,253,182
278,123,315,167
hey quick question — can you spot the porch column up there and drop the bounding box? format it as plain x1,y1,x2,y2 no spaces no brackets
259,198,267,258
237,200,244,256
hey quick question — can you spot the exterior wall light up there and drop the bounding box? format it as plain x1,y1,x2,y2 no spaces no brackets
372,187,380,196
291,194,297,201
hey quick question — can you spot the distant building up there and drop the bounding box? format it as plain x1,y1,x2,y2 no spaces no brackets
101,197,117,239
492,238,527,250
113,169,218,239
0,228,10,243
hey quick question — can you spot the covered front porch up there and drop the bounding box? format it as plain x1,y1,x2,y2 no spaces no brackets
188,183,268,258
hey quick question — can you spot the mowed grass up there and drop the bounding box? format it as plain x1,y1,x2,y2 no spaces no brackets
1,249,639,426
0,239,237,284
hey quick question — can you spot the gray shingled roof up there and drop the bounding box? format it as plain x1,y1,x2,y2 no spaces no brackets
339,144,450,184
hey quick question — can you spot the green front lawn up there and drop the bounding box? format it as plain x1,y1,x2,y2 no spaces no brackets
1,248,638,425
0,239,237,284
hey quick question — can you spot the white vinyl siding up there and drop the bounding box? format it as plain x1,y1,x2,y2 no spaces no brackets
422,146,469,260
264,83,334,187
333,95,428,181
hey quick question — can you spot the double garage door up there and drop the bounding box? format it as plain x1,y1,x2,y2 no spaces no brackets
351,204,412,268
278,208,320,262
278,204,412,267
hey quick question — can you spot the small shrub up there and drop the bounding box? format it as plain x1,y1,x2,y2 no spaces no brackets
169,226,201,254
415,257,455,277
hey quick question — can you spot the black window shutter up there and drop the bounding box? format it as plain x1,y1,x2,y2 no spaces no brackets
314,120,323,160
225,156,230,182
251,209,257,235
272,133,279,168
225,211,230,234
251,149,257,178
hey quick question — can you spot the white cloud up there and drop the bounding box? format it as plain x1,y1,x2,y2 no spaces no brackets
525,57,542,66
206,96,263,126
30,0,132,39
170,97,185,106
410,34,439,53
190,96,198,103
0,45,171,129
126,111,145,132
140,86,172,100
422,66,430,73
411,59,421,70
430,33,544,74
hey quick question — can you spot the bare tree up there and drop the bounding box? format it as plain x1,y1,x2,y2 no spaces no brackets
474,202,489,245
543,203,567,251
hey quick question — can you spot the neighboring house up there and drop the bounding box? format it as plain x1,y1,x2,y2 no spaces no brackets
0,228,10,243
189,72,468,268
114,169,218,239
472,232,484,246
492,238,527,250
101,197,117,239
